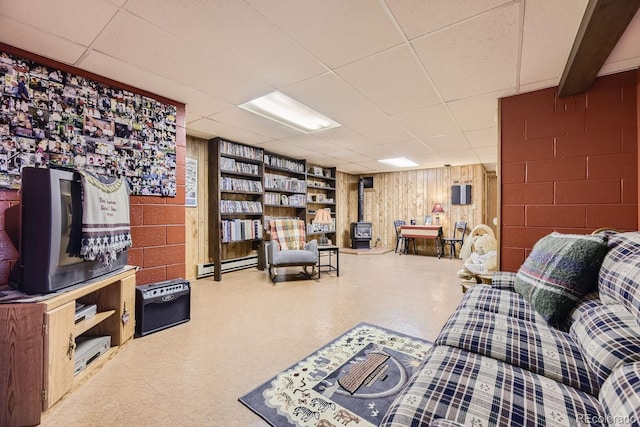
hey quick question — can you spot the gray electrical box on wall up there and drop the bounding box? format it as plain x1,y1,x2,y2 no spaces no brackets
451,184,472,205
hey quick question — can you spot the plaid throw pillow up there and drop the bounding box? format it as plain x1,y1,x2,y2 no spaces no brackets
514,232,609,322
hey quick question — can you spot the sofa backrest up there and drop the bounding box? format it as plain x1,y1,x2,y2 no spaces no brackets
598,232,640,324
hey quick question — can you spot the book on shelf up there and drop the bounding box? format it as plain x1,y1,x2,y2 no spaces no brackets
220,157,260,175
220,200,263,214
264,154,305,173
219,140,263,161
221,219,263,243
264,173,307,192
220,176,263,192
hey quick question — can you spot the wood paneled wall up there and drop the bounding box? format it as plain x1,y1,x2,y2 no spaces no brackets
340,165,487,254
184,135,489,277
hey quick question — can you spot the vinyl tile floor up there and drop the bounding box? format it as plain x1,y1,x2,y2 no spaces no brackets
41,251,465,426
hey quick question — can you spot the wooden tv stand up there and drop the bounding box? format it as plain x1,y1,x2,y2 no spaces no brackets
0,266,137,427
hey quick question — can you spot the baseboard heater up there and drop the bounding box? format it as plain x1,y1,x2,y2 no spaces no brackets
197,255,259,278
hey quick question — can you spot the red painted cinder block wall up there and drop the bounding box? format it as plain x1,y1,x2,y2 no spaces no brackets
500,70,639,272
0,43,186,287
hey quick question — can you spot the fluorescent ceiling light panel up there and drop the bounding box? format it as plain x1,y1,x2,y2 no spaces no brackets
239,91,341,133
378,157,419,168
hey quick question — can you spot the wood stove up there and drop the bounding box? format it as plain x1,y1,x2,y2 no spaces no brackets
350,179,373,249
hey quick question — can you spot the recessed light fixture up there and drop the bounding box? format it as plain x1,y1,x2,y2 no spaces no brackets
239,91,341,133
377,157,419,168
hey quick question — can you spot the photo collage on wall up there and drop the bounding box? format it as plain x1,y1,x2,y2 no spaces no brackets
0,50,177,196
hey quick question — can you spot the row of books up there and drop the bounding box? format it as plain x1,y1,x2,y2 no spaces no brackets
264,154,305,173
219,140,263,161
220,176,263,192
221,219,263,243
220,157,260,176
264,173,307,192
307,220,336,234
220,200,263,213
265,192,307,207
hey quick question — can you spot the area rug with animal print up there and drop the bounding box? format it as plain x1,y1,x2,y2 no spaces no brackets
238,322,432,426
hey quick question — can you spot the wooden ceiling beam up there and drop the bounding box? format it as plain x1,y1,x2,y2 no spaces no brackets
559,0,640,97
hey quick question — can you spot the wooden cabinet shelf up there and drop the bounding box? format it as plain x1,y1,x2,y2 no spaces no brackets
0,267,136,427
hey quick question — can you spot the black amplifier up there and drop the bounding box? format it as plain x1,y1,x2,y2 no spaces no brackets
135,278,191,337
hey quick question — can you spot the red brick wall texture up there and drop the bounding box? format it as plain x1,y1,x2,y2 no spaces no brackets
500,70,639,271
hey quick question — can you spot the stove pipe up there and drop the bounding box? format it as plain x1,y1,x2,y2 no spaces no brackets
358,179,364,222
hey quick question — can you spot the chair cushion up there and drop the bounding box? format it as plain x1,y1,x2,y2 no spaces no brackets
380,346,606,427
270,218,306,250
514,232,609,322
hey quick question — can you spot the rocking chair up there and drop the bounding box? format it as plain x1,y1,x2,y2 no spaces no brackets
267,218,318,283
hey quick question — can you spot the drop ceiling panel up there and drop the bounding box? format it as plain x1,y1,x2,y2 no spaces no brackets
465,127,498,148
349,116,415,144
246,0,403,68
604,9,640,67
438,150,483,166
0,0,119,46
92,12,270,104
316,126,382,149
447,92,503,131
187,118,270,145
385,0,512,40
421,132,471,152
474,147,498,164
0,17,87,64
284,72,384,125
519,0,588,86
334,162,375,174
391,104,458,139
324,150,371,163
412,2,520,101
279,135,343,153
126,0,327,88
208,107,301,140
336,45,441,114
255,140,314,159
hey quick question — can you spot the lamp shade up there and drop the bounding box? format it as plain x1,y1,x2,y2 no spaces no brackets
431,203,444,213
314,208,333,224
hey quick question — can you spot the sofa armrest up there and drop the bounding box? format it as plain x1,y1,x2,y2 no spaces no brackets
490,271,517,291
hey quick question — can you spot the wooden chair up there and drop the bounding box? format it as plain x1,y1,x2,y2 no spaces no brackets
443,221,467,259
393,220,416,254
266,218,318,283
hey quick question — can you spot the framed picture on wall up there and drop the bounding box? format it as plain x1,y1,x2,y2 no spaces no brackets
185,157,197,207
424,216,433,225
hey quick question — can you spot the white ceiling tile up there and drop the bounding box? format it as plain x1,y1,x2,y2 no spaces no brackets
187,118,270,145
447,92,505,131
465,127,498,148
209,107,301,140
336,45,441,114
325,150,371,163
78,50,233,117
315,126,381,149
0,17,87,64
603,8,640,71
518,77,559,94
92,11,271,105
391,104,458,139
473,146,499,164
335,163,375,174
255,141,314,159
385,0,512,40
422,132,471,152
349,116,415,145
412,2,520,101
284,72,383,125
247,0,403,68
0,0,119,46
438,150,483,166
520,0,588,86
278,136,343,154
126,0,327,88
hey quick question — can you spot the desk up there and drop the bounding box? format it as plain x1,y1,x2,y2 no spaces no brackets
400,225,444,258
317,245,339,278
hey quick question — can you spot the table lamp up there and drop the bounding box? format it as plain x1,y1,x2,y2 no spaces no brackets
314,208,333,245
431,203,444,225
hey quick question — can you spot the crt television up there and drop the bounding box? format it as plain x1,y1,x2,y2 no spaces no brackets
9,167,128,294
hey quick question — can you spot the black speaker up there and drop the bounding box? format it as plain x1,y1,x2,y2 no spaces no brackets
135,279,191,337
451,185,472,205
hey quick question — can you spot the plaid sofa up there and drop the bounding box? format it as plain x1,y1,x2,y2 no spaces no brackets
381,232,640,426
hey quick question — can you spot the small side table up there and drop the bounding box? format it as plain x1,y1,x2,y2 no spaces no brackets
317,245,340,278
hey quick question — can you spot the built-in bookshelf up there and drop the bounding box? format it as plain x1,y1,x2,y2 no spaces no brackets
207,141,341,280
209,137,265,281
263,151,307,222
307,165,337,243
